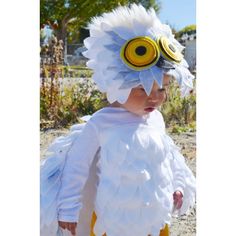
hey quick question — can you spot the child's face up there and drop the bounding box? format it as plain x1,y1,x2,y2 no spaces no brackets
120,74,170,116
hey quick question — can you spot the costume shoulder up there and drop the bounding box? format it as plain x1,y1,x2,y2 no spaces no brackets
153,109,165,123
148,109,166,132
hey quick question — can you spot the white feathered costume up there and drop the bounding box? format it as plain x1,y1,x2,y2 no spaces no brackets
40,4,196,236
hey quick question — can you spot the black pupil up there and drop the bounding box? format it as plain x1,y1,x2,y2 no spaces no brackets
168,44,176,52
135,46,147,56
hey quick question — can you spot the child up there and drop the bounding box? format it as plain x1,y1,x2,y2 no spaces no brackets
40,4,196,236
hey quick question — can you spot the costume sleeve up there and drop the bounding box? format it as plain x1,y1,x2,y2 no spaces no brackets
163,134,196,215
57,120,100,222
155,110,195,214
168,140,186,194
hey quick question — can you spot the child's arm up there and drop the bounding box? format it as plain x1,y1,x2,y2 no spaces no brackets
57,121,100,232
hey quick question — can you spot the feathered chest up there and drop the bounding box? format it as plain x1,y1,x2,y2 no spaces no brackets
94,124,173,236
99,124,166,172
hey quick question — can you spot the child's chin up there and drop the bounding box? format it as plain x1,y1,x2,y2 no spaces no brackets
136,111,150,117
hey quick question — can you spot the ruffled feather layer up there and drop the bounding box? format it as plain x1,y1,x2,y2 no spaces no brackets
94,124,195,236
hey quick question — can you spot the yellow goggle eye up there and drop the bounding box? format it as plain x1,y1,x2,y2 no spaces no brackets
158,36,183,63
120,37,160,71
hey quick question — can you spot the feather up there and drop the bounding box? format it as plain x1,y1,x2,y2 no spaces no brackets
83,36,97,49
119,71,140,89
105,30,127,46
150,67,164,88
116,88,132,104
104,44,121,53
139,70,154,95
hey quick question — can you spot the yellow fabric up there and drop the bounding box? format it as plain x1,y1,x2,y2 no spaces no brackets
90,212,106,236
90,212,169,236
159,224,169,236
120,35,183,71
120,36,160,71
158,36,182,63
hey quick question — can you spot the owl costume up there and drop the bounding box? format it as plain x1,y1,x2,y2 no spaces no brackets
40,4,196,236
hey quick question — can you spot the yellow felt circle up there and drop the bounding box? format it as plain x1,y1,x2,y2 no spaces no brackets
158,36,183,63
121,37,160,70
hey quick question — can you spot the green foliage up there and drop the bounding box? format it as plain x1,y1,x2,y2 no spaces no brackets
41,71,196,131
58,77,107,125
40,0,160,43
176,24,196,38
40,67,107,129
40,35,106,129
62,66,93,78
170,122,196,134
129,0,160,11
160,80,196,132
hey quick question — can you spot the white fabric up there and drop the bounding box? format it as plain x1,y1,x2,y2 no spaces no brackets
40,107,196,236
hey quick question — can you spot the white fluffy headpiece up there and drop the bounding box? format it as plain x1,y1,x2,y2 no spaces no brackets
83,4,194,104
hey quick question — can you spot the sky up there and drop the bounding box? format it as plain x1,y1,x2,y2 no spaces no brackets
42,1,196,40
158,0,196,31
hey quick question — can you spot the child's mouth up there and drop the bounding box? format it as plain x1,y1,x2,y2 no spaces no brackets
144,107,155,112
